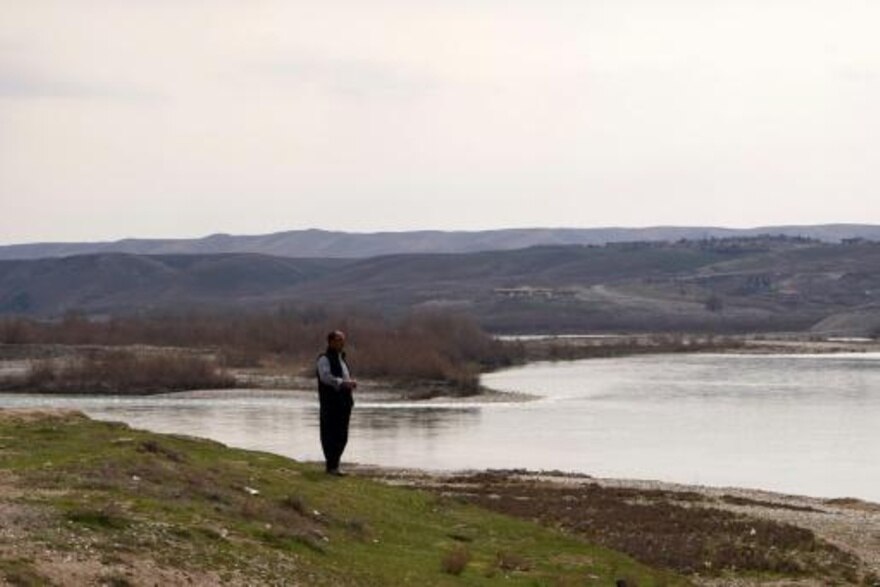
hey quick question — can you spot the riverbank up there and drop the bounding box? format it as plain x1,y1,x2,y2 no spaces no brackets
0,409,681,586
2,409,878,586
5,340,880,585
356,466,880,586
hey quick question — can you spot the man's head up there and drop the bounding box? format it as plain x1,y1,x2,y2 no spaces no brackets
327,330,346,352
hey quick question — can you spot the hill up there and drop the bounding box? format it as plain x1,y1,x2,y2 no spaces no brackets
0,254,344,315
1,224,879,260
1,237,879,335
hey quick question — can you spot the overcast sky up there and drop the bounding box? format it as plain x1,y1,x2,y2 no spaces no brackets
2,0,879,244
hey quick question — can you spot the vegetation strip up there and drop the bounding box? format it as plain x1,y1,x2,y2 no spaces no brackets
1,311,521,395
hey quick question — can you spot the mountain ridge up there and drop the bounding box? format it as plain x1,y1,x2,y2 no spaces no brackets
2,224,879,260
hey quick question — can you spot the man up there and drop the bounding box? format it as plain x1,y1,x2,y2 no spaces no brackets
316,330,357,476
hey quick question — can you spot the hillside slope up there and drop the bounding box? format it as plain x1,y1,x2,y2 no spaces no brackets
1,238,879,334
0,254,344,315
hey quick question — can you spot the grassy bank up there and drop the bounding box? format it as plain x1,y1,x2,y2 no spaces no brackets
0,410,684,586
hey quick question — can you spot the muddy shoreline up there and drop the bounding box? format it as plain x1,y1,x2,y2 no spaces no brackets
353,465,880,585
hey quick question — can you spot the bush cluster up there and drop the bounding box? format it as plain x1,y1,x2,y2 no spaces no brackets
14,350,236,395
0,309,522,388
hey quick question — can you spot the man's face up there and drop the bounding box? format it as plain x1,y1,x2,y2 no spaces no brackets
329,333,346,351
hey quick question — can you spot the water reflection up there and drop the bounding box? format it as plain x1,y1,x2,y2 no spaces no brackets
349,406,479,432
73,397,484,472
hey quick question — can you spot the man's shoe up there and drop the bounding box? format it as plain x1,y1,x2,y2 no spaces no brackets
326,469,347,477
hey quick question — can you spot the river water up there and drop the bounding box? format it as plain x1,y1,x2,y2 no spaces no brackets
2,352,878,502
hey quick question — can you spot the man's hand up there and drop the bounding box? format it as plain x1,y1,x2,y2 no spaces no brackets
342,379,358,391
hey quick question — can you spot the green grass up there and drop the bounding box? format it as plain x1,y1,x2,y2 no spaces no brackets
0,411,687,585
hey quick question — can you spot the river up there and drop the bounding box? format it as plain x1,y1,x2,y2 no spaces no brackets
2,352,878,502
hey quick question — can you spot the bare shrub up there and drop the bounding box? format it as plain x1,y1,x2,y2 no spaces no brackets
217,346,263,368
351,310,521,388
0,318,35,344
2,309,522,390
17,350,235,394
441,545,471,575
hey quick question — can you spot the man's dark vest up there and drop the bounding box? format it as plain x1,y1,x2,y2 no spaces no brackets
317,349,349,394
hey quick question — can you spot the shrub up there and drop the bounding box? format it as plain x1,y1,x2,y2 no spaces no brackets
1,309,522,389
441,545,471,575
17,350,236,394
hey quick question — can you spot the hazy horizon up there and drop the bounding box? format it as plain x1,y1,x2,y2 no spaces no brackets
1,221,878,249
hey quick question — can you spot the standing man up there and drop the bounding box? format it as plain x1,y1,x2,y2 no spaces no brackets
316,330,357,476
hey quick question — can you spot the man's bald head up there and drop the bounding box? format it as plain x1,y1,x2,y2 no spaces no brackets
327,330,346,351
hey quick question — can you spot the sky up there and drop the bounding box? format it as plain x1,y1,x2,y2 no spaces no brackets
2,0,879,244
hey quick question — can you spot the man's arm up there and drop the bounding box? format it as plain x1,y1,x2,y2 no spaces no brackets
316,356,343,390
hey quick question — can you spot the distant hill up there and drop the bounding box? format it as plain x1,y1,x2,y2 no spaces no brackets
2,237,879,335
1,224,879,260
0,254,344,316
